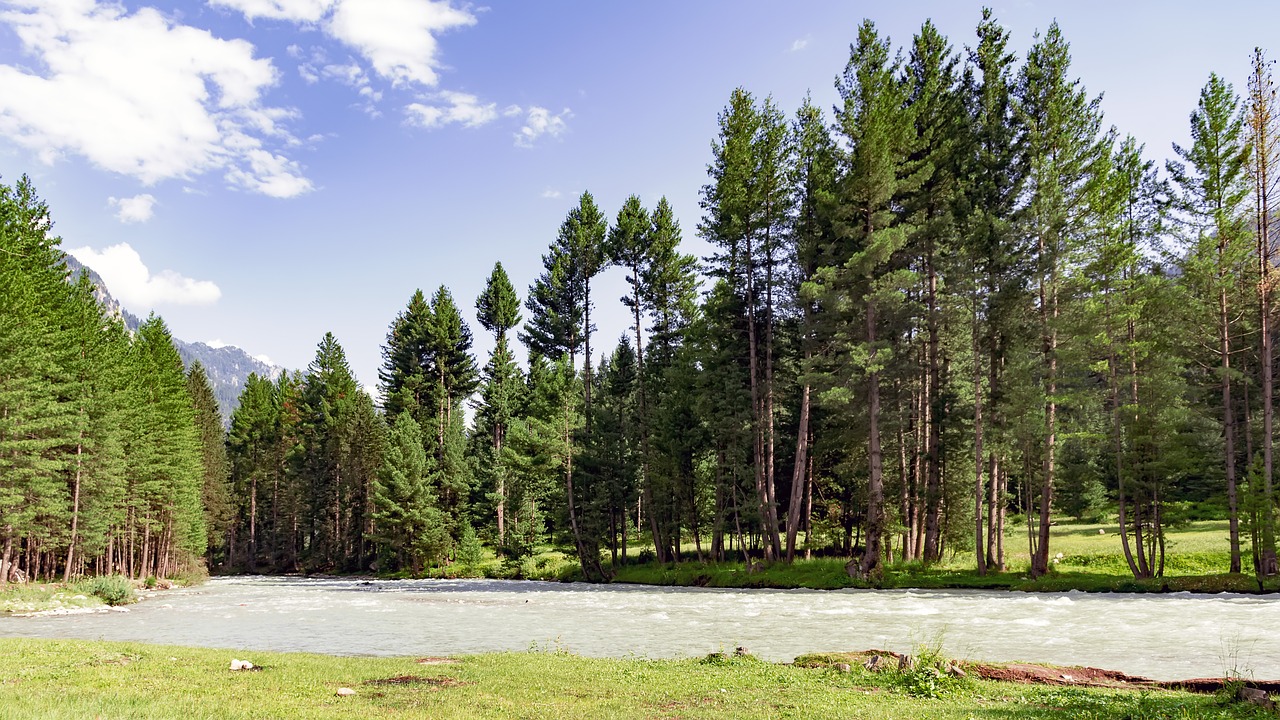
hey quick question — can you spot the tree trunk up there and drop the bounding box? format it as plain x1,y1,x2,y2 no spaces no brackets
972,300,987,576
64,440,83,583
923,235,943,563
854,298,886,581
786,380,811,562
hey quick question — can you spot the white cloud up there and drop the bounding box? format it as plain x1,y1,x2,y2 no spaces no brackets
514,106,571,148
406,90,497,129
790,36,810,52
225,148,313,197
66,243,221,311
253,353,275,366
328,0,475,87
108,193,156,223
540,188,561,199
209,0,334,23
0,0,310,196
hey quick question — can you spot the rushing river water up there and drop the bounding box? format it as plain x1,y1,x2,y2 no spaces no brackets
1,576,1276,680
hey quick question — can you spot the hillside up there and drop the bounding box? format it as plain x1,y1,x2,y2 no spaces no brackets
63,254,283,422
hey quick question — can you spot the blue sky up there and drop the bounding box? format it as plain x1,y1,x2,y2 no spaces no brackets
1,0,1277,391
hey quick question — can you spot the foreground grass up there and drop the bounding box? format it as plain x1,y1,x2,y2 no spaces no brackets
0,638,1268,719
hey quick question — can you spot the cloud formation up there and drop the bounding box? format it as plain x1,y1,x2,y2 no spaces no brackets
514,106,571,148
109,193,157,223
210,0,332,23
406,91,497,129
66,243,222,311
0,0,311,196
790,37,810,52
328,0,474,87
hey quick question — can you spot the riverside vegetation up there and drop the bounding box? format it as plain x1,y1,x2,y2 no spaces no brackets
0,638,1273,720
9,8,1280,600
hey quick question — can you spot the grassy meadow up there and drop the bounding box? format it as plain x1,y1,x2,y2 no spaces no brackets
423,518,1277,594
0,638,1271,719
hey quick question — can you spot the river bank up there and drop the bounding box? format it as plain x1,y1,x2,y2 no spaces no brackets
0,637,1270,719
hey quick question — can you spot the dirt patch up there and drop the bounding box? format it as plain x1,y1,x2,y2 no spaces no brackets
414,657,459,665
364,675,470,688
969,663,1152,689
799,650,1280,696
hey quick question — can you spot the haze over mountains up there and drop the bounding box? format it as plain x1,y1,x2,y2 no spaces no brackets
63,254,283,422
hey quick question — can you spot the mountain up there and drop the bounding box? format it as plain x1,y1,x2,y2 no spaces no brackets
63,254,284,423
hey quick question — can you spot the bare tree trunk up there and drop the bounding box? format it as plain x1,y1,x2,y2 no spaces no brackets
64,440,83,582
786,380,811,562
923,235,943,563
1033,245,1058,578
972,299,987,576
853,299,886,581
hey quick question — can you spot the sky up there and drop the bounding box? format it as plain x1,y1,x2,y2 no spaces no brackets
2,0,1279,393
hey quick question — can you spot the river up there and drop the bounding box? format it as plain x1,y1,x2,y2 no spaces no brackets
1,576,1275,681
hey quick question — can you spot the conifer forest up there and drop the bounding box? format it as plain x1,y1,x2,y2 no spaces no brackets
8,13,1280,587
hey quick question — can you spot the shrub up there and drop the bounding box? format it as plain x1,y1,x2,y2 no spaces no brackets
86,575,135,606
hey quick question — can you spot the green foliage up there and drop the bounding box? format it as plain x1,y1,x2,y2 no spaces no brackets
85,575,134,606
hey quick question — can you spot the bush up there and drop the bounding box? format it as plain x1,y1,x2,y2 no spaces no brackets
86,575,135,606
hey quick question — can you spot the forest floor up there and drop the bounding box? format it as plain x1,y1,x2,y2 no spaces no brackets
432,519,1280,594
0,637,1272,719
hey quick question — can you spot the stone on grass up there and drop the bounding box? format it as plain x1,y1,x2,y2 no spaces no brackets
1237,686,1275,710
898,654,915,671
947,663,967,678
229,659,254,671
863,655,883,672
336,687,356,697
833,662,852,673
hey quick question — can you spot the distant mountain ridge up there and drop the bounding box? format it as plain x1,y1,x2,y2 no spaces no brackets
63,254,284,423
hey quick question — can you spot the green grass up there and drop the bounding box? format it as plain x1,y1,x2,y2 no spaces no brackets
0,580,109,615
372,519,1279,594
604,520,1280,593
0,638,1269,719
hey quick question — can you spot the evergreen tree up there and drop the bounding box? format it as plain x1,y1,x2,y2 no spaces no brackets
187,362,231,567
1017,22,1105,576
1167,73,1252,574
475,263,523,544
373,412,447,571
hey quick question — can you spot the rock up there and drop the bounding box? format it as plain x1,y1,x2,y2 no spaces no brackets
947,663,967,678
1060,673,1074,682
110,606,130,613
1098,528,1106,535
898,654,915,672
336,687,356,697
863,655,883,672
230,659,254,671
733,646,750,657
1238,686,1275,710
833,662,852,673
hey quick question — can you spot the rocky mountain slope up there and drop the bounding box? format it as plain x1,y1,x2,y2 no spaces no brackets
63,254,283,423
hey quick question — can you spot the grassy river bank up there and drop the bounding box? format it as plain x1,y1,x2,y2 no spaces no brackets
0,638,1272,719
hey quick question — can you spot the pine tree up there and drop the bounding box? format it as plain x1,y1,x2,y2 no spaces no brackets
475,263,523,544
1247,48,1280,576
187,362,231,567
298,332,359,570
373,412,447,571
823,20,921,580
1017,22,1105,577
1167,73,1252,574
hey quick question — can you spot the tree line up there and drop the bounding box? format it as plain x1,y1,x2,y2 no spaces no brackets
5,11,1280,585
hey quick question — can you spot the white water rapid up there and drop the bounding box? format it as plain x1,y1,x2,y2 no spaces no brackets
2,577,1275,681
